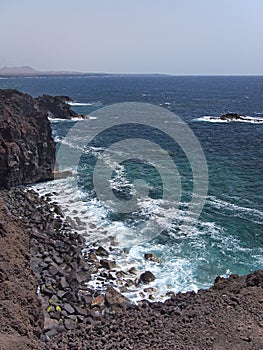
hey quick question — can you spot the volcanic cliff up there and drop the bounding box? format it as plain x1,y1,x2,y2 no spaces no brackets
0,89,56,189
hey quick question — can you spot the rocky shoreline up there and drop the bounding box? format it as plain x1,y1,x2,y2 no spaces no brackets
1,188,161,337
0,187,262,349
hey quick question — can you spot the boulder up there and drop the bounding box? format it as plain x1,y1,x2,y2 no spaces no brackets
246,270,263,287
128,267,138,275
63,303,75,315
139,271,155,284
105,286,130,306
87,252,99,263
100,259,117,270
144,253,162,264
44,317,59,331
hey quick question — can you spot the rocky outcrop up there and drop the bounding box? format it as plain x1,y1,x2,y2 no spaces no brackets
139,270,155,284
0,89,56,189
204,112,263,123
35,95,81,119
105,286,130,307
144,253,162,264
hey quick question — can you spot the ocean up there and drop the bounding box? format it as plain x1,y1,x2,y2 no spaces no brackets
0,75,262,301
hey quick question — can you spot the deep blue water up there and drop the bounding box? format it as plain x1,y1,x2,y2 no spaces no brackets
0,75,262,299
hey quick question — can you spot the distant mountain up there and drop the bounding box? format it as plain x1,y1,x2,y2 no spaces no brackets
0,66,99,77
0,66,41,75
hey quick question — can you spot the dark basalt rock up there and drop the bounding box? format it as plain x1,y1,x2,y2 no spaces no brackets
64,319,76,330
105,286,130,306
246,270,263,287
144,253,162,264
0,89,56,189
219,112,245,121
139,271,155,284
34,94,80,119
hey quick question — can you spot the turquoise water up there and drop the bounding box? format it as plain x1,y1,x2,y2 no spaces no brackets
0,75,262,300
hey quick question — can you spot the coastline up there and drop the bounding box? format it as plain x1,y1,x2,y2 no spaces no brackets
0,187,262,349
0,87,262,349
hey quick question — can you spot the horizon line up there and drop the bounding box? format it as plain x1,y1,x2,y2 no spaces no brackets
0,66,263,77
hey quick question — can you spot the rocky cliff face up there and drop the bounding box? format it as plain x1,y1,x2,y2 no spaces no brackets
0,89,56,189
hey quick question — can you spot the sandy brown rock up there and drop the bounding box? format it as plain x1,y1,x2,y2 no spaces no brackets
0,197,43,350
105,286,130,307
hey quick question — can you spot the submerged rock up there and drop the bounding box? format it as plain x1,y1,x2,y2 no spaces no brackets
96,246,109,257
64,318,76,330
100,259,117,270
219,112,245,121
144,253,162,264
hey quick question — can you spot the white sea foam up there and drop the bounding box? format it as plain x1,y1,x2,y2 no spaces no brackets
33,177,112,243
48,117,85,122
207,195,263,223
193,115,263,124
87,116,97,120
71,117,87,121
32,175,262,303
54,135,86,152
194,116,229,123
56,117,87,121
32,177,193,298
67,102,93,106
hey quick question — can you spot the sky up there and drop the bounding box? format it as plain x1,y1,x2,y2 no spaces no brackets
0,0,263,75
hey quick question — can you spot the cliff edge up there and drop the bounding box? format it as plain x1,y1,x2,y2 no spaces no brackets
0,89,56,189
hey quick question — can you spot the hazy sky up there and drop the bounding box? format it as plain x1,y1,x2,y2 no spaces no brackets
0,0,263,74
